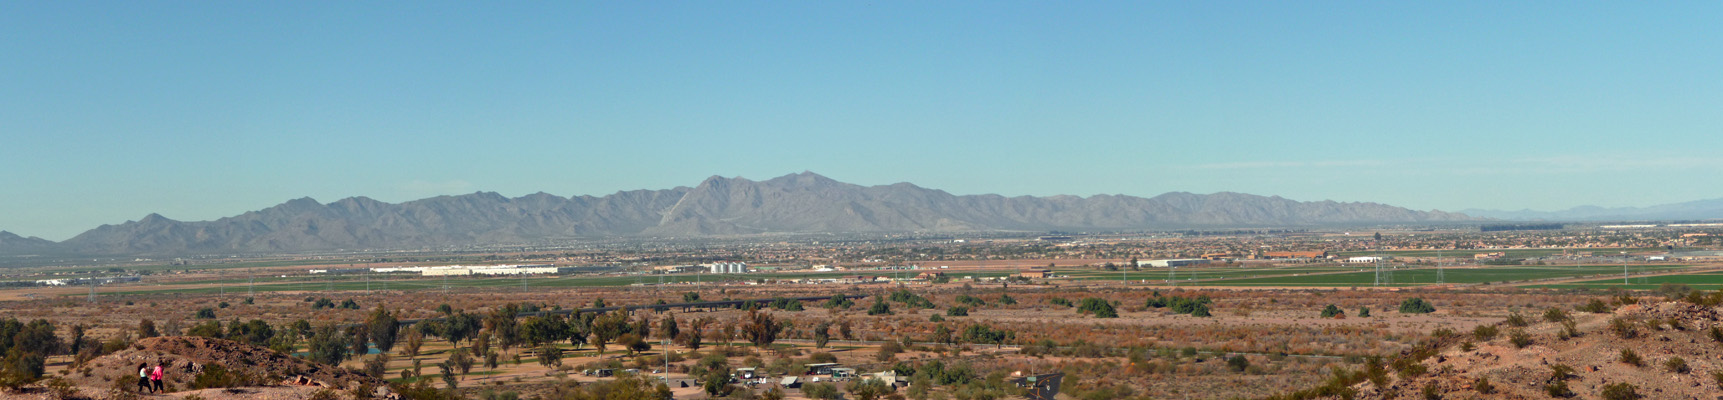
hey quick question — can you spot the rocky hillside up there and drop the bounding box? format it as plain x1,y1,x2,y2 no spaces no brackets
1285,299,1723,399
58,336,381,398
15,172,1476,256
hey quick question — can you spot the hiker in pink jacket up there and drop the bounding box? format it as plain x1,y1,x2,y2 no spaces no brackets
150,363,165,392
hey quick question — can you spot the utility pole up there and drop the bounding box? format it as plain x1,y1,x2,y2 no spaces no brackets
88,281,96,303
1436,249,1444,285
1623,251,1629,285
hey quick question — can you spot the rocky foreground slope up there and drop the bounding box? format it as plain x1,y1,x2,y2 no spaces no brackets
46,336,383,399
1292,299,1723,399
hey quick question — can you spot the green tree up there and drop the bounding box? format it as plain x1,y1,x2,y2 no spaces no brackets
742,310,780,349
367,306,400,354
802,382,842,400
658,314,680,342
868,299,893,315
306,325,351,366
846,378,891,400
813,321,832,349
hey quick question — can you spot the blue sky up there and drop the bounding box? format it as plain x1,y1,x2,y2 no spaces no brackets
2,2,1720,240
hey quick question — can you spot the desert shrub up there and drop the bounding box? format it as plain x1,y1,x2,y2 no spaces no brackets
1473,376,1494,394
1619,349,1643,366
1076,298,1118,318
190,363,256,389
1392,357,1426,377
194,308,217,319
807,352,837,364
1398,298,1435,314
1578,298,1611,313
1659,283,1693,300
1431,327,1455,338
1420,382,1440,400
1357,306,1371,317
1665,357,1690,373
44,376,78,399
887,290,936,309
1319,305,1343,318
1503,312,1528,327
1226,355,1250,372
1544,379,1573,398
309,387,342,400
945,307,968,317
954,295,985,307
1600,382,1639,400
1608,318,1638,339
1362,356,1388,387
1542,307,1570,323
1459,341,1475,352
1471,325,1498,341
1709,327,1723,343
1712,370,1723,387
1049,297,1072,307
1557,319,1581,340
1548,364,1575,381
1507,330,1532,348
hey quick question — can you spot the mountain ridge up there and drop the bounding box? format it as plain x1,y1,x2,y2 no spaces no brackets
1461,197,1723,221
4,172,1477,256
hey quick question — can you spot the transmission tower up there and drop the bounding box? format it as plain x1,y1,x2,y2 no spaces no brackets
1436,249,1444,285
1372,232,1388,286
88,281,96,303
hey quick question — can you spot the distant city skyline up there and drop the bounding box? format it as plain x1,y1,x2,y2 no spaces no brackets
3,2,1720,240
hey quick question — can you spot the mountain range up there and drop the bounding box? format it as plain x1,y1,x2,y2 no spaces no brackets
1,172,1477,256
1461,198,1723,222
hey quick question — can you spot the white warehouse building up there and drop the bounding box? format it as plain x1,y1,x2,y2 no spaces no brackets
416,264,557,276
1137,259,1209,268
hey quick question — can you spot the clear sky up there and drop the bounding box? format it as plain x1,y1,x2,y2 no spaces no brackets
3,2,1720,240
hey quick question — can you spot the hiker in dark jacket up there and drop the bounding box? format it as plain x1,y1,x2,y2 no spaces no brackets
137,363,152,393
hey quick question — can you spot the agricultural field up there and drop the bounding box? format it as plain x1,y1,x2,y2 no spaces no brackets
1527,268,1723,291
1334,247,1670,259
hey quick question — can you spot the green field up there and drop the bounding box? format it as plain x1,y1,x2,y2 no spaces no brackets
1181,265,1690,287
1061,266,1365,282
1335,247,1669,259
1527,270,1723,291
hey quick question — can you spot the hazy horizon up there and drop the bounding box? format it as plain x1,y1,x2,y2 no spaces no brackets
4,2,1720,240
